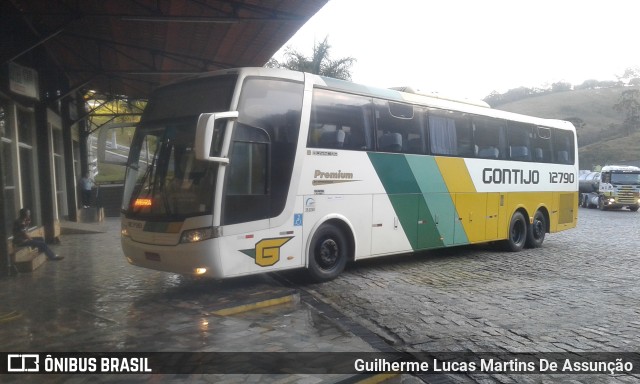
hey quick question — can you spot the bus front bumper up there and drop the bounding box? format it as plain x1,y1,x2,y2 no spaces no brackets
121,236,224,278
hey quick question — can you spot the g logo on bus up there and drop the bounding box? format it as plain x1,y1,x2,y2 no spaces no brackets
241,237,293,267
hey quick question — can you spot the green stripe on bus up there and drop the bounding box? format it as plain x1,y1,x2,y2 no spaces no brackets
368,153,469,249
367,153,421,194
406,156,468,245
368,153,421,249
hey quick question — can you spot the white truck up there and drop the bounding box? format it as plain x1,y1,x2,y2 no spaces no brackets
579,165,640,211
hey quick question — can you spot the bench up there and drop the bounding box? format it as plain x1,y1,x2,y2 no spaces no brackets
10,245,47,272
8,222,61,273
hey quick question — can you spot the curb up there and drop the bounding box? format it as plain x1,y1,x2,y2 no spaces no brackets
209,291,299,316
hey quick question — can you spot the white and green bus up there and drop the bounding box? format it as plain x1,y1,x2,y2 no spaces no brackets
119,67,578,282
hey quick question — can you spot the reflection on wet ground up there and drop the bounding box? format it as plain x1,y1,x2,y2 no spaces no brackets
0,219,375,383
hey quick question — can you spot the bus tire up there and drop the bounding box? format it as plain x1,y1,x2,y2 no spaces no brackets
504,211,527,252
629,205,639,212
307,224,348,282
525,210,546,248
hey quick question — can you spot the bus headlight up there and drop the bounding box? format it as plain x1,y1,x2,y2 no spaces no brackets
180,227,215,243
121,227,130,237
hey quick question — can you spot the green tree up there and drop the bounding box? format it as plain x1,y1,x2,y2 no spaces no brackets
551,81,572,92
617,67,640,85
613,89,640,136
266,36,355,80
575,79,599,90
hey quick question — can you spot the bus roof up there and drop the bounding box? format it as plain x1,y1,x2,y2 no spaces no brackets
311,72,574,131
156,67,575,132
388,86,491,108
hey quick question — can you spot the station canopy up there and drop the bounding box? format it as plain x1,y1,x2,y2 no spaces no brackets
3,0,327,98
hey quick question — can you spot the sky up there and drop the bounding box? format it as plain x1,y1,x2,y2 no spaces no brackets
273,0,640,100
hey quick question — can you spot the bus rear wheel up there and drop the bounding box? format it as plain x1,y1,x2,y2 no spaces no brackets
525,210,546,248
307,224,348,282
504,211,527,252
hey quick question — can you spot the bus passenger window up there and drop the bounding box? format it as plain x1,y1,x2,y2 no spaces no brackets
308,89,373,150
507,122,533,161
428,110,472,157
531,126,552,162
428,115,455,155
472,116,506,160
318,129,346,148
553,129,575,164
378,132,402,152
374,100,424,154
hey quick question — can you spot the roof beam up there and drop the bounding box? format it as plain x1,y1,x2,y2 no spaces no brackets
118,15,304,23
6,28,64,64
63,32,234,70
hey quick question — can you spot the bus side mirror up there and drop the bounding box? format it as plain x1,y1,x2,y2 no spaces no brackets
195,111,239,163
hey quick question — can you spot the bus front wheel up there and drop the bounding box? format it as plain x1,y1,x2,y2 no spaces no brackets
308,224,348,282
505,211,527,252
525,210,546,248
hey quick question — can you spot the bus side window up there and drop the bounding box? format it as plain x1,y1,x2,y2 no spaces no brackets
507,121,533,161
472,116,506,160
428,109,473,157
531,126,552,163
374,100,424,154
552,128,575,164
308,88,373,151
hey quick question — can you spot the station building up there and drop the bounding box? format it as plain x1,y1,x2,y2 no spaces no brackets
1,0,326,273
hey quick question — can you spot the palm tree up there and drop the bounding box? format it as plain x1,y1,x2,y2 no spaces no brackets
266,36,355,80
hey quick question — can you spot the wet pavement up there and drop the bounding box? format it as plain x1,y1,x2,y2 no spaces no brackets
305,208,640,383
0,218,395,383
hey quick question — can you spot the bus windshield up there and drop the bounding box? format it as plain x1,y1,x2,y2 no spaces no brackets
122,75,236,219
123,121,218,219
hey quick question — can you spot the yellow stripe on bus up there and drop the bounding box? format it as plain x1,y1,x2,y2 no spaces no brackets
435,157,483,243
435,157,476,193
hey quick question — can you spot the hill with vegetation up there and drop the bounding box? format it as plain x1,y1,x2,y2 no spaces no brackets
493,86,640,170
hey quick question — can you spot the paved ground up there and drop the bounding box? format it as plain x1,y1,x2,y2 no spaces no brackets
307,207,640,383
0,219,384,383
1,207,639,383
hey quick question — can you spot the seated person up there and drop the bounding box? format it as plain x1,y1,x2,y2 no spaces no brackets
12,208,63,261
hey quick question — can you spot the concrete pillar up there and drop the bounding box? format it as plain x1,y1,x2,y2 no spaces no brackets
0,143,10,274
61,96,78,222
34,100,55,243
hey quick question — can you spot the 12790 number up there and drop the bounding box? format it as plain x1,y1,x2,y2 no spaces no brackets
549,172,575,184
